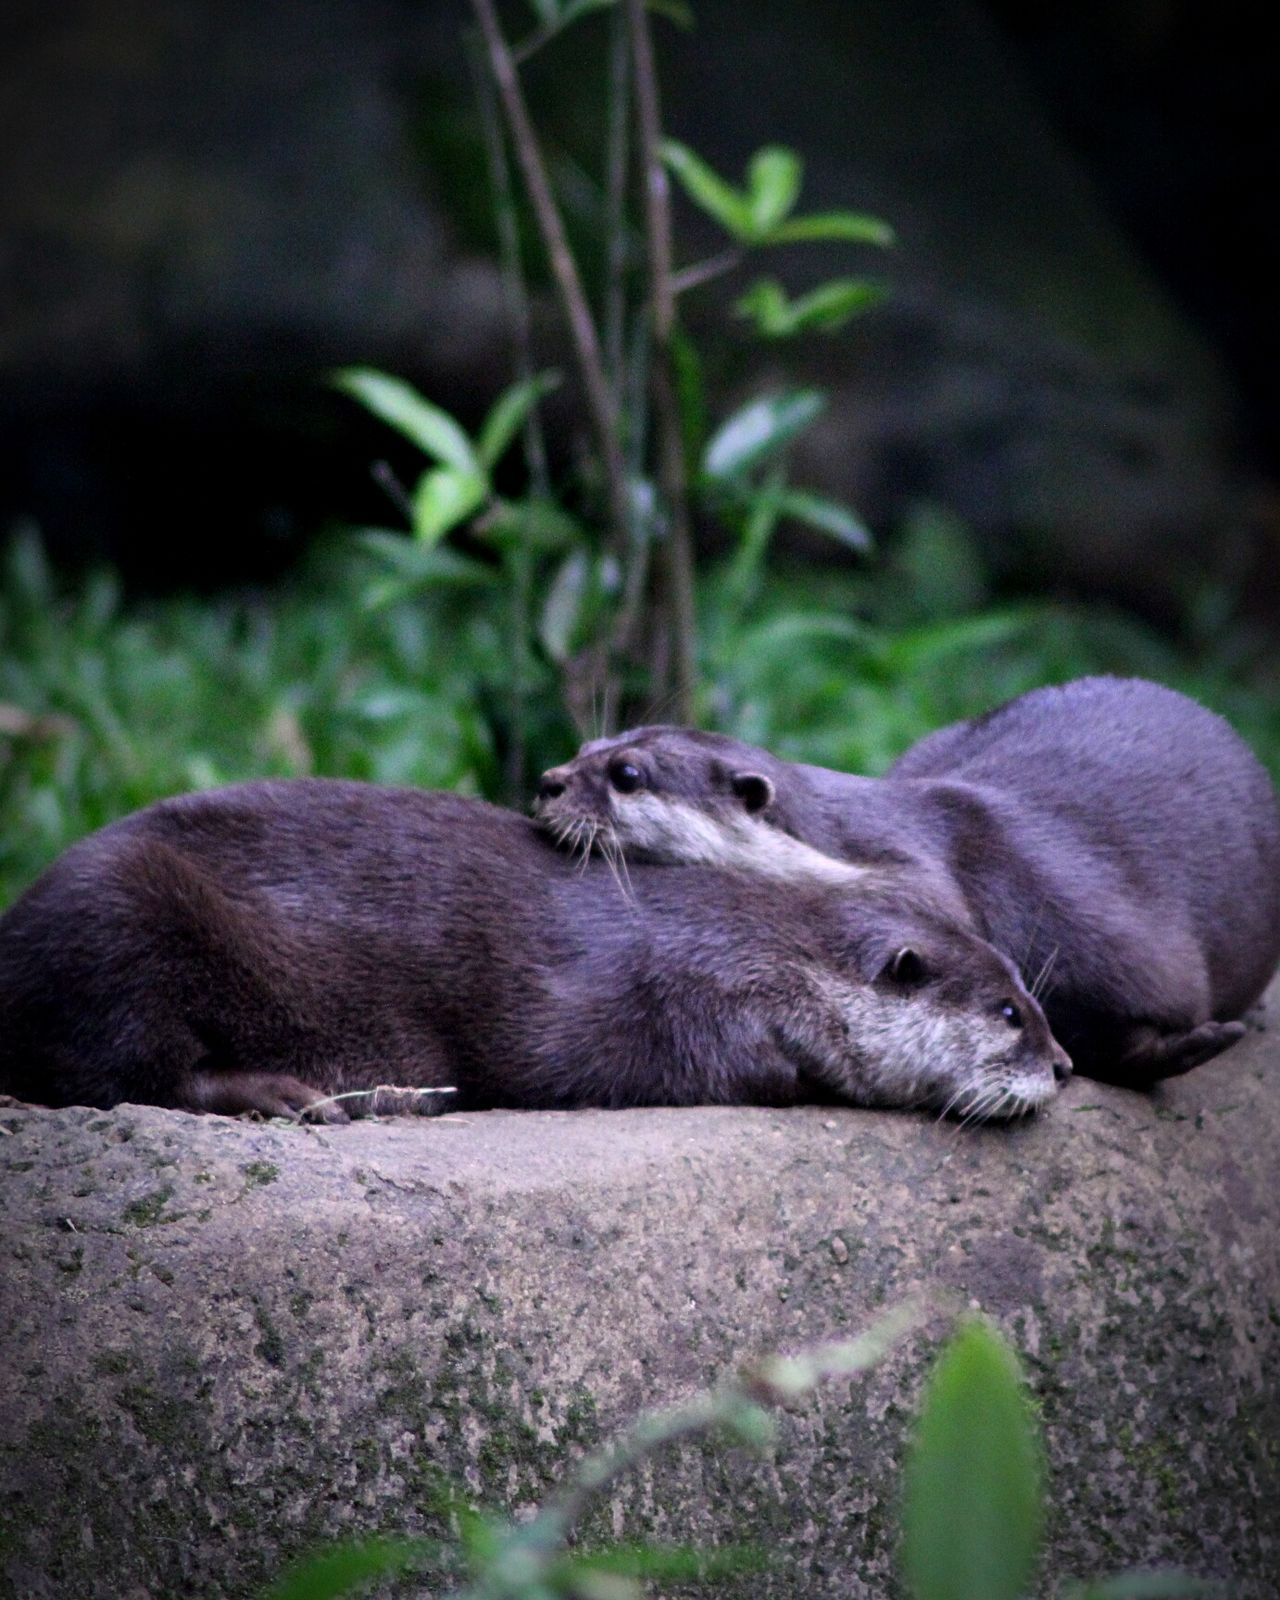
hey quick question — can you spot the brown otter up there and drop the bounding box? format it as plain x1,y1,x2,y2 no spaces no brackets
536,677,1280,1085
0,782,1067,1122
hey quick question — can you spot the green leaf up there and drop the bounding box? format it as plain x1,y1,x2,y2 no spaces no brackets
261,1536,437,1600
476,371,561,471
764,210,895,246
410,467,488,546
738,612,875,655
331,368,480,474
552,1541,765,1585
723,469,785,607
731,279,788,334
735,276,884,337
901,1319,1043,1600
525,0,561,25
671,325,709,470
354,530,496,588
660,140,754,241
484,498,587,553
538,550,593,663
702,390,825,481
746,147,803,236
879,611,1034,675
777,488,873,552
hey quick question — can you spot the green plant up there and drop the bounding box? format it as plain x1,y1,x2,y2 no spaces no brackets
899,1321,1218,1600
261,1302,917,1600
4,515,1277,907
257,1314,1219,1600
335,0,891,756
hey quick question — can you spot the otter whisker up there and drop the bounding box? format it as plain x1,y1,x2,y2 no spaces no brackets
564,819,585,868
936,1080,971,1124
575,822,597,875
956,1082,1003,1129
601,832,635,903
1017,898,1049,979
1030,946,1060,1002
609,834,635,900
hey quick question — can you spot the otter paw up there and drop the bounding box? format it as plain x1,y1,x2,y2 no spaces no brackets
1122,1020,1247,1084
184,1069,350,1122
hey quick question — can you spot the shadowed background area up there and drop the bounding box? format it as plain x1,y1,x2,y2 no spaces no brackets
2,0,1276,612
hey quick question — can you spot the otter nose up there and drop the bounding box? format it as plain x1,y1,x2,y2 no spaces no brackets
537,768,568,801
1052,1044,1073,1084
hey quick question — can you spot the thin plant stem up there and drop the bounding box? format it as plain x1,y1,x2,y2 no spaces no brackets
627,0,697,722
466,28,547,798
603,4,632,409
519,1300,925,1560
608,313,653,670
466,32,549,500
671,247,745,296
467,0,631,577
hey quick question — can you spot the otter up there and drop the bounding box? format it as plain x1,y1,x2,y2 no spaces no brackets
535,677,1280,1085
0,782,1067,1123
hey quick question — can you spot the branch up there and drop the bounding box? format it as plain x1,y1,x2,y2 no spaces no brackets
466,31,549,499
627,0,697,721
467,0,631,566
670,247,744,297
603,3,632,404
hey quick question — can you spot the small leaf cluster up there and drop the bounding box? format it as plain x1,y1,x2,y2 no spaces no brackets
332,369,871,688
662,140,893,337
331,369,562,549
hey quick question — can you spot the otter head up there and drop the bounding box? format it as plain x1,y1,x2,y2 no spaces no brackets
798,898,1072,1121
534,726,842,879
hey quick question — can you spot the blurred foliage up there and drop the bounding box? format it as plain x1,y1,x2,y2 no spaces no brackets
255,1314,1214,1600
2,511,1276,908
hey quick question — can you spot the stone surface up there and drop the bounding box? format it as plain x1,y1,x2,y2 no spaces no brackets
1,1001,1278,1599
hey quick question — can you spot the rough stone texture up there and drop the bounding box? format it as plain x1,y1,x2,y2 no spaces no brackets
2,1000,1278,1600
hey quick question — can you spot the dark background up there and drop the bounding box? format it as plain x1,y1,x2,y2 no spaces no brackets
1,0,1275,617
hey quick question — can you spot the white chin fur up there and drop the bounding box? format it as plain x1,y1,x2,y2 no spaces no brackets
794,970,1059,1121
611,795,871,887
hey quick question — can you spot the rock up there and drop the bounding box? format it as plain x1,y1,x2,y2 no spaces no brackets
2,987,1277,1599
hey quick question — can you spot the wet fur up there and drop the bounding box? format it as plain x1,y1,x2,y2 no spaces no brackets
537,677,1280,1083
0,783,1062,1121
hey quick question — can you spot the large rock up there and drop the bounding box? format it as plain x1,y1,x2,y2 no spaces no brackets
2,1002,1278,1600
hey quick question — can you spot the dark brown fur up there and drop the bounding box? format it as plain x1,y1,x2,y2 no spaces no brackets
538,677,1280,1083
0,782,1065,1120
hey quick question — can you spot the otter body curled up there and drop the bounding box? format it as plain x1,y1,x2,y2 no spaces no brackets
0,782,1064,1122
537,677,1280,1083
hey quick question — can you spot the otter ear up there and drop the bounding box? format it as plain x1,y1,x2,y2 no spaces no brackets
731,771,774,814
880,946,928,986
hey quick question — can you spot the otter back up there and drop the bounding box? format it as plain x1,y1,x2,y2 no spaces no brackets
536,677,1280,1084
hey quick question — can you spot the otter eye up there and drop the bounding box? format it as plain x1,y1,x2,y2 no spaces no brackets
1000,1002,1023,1029
609,761,644,795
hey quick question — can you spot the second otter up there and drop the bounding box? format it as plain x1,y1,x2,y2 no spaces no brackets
536,677,1280,1084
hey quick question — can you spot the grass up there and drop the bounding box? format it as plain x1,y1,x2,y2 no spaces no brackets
2,519,1277,907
